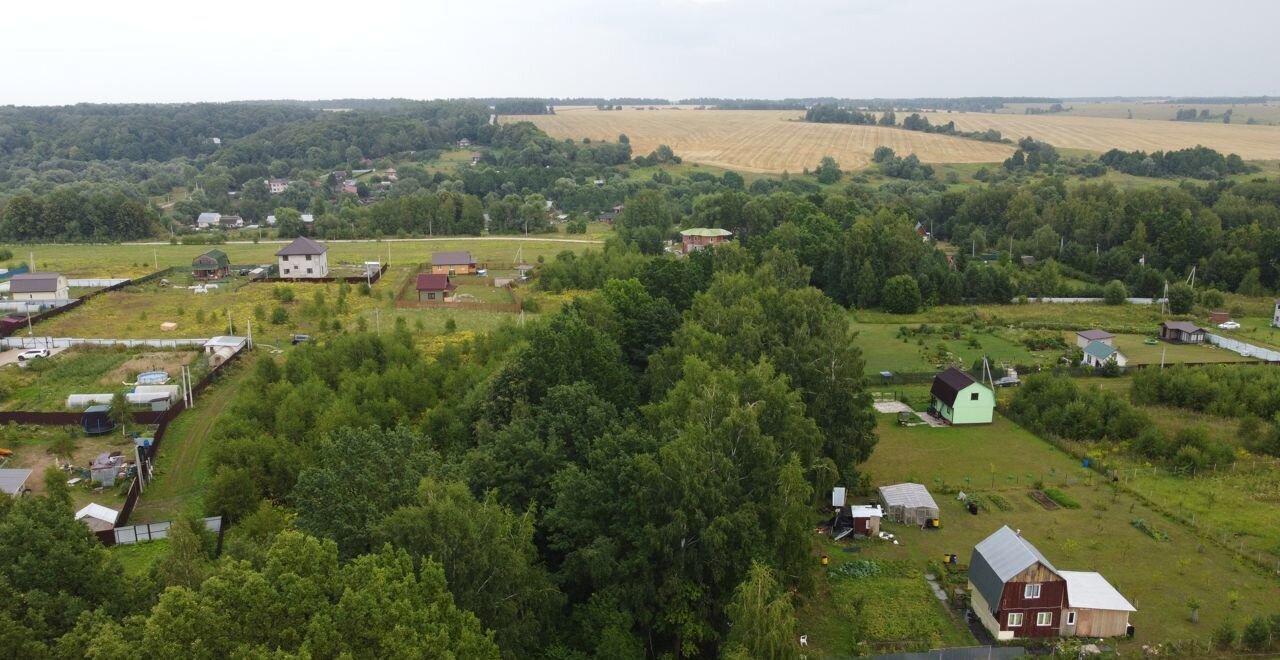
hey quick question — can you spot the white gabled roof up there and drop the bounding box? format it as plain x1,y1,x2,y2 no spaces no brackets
849,504,883,519
1061,570,1136,612
75,503,119,525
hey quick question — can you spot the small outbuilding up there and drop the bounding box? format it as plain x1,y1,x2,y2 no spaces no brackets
929,368,994,425
1081,340,1127,369
81,405,116,435
75,503,120,532
1059,570,1137,638
1159,321,1205,344
878,482,940,526
192,249,231,279
1074,329,1115,349
415,274,457,301
0,468,32,496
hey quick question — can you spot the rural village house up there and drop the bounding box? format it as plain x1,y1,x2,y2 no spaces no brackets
431,251,477,275
197,212,221,229
192,249,231,279
1074,329,1114,350
680,227,733,254
1159,321,1205,344
416,274,456,301
1081,340,1127,369
969,526,1135,640
275,236,329,278
928,367,994,425
8,272,69,301
265,179,289,194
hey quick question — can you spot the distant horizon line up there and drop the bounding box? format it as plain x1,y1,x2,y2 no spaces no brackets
5,94,1280,108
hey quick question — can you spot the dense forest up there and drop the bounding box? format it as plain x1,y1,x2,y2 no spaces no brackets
6,243,875,658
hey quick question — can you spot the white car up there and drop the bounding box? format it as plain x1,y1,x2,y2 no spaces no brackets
1217,320,1241,330
16,348,49,361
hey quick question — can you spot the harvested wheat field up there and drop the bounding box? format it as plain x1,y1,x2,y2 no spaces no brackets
918,111,1280,159
503,108,1015,173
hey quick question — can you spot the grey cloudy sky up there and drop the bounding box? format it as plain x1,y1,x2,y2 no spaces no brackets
3,0,1276,105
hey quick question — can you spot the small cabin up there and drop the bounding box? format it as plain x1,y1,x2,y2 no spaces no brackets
929,368,994,425
1159,321,1205,344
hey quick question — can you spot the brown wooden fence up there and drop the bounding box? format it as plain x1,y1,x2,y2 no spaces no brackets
393,264,522,313
252,262,388,285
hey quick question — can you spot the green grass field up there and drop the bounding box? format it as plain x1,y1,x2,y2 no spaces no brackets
812,414,1280,648
1111,334,1257,365
10,237,602,279
853,302,1169,329
852,322,1052,374
110,538,170,577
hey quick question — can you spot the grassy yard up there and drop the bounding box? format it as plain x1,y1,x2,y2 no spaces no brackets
1110,334,1257,365
812,413,1280,649
110,539,170,577
0,347,199,411
854,302,1168,329
853,323,1055,375
129,356,250,523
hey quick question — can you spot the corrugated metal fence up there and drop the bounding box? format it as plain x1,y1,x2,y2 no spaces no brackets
1207,333,1280,363
1,336,209,350
100,516,223,546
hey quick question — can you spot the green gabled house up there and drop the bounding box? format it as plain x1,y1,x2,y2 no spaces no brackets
192,249,230,280
929,367,994,425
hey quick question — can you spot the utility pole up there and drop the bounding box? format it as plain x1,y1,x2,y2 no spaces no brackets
153,248,158,270
375,309,381,335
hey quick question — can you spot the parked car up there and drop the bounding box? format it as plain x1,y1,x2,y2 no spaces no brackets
16,348,49,361
290,334,311,345
1217,320,1241,330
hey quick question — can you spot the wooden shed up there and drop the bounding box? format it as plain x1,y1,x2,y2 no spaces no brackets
1159,321,1205,344
1059,571,1136,638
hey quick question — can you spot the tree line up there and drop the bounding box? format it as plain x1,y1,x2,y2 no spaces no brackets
1099,145,1251,179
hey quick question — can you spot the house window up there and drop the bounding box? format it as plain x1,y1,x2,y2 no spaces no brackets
1024,583,1041,599
970,392,979,401
1007,612,1024,627
283,268,290,274
306,268,313,275
306,255,312,261
427,292,436,300
1037,612,1053,627
1066,611,1076,625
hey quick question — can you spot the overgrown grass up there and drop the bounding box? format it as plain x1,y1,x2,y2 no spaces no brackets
110,539,170,577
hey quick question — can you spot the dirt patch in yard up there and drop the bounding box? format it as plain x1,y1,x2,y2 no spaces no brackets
99,351,197,386
1027,490,1059,510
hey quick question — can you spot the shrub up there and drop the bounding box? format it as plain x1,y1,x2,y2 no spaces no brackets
1103,279,1127,305
881,275,922,314
270,306,289,325
829,560,883,580
1242,616,1271,651
1212,621,1238,650
273,285,296,303
1167,282,1194,314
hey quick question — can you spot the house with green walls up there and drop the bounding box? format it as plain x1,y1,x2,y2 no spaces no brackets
929,367,994,425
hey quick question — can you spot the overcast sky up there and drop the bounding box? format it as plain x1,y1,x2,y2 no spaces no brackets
3,0,1276,105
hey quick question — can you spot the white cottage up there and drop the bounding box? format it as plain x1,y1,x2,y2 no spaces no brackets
275,237,328,278
8,272,68,301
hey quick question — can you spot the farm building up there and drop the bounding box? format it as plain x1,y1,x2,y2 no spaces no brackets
969,526,1135,640
0,468,32,496
192,249,231,279
8,272,68,301
1081,341,1127,369
75,503,119,532
81,405,115,435
416,274,456,301
1074,329,1114,349
928,368,994,425
197,212,221,228
431,251,477,275
680,227,733,254
878,482,939,526
1159,321,1206,344
275,237,329,278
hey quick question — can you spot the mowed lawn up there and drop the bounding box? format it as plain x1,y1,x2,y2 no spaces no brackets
840,414,1280,647
852,322,1050,375
1110,333,1257,365
853,302,1169,329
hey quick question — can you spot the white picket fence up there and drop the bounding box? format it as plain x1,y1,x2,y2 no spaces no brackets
1,336,210,350
1207,333,1280,363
